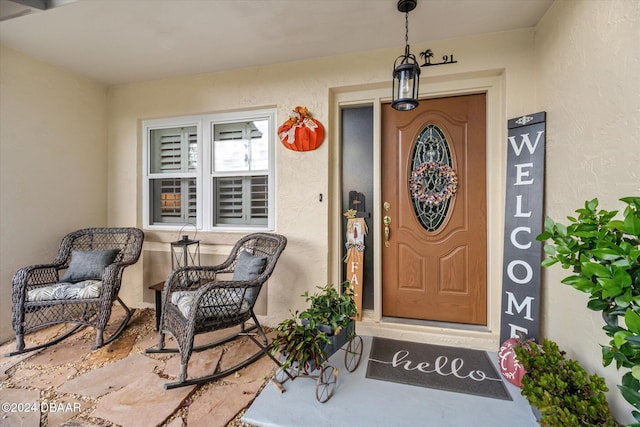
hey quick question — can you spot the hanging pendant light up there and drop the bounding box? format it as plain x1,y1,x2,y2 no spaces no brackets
392,0,420,111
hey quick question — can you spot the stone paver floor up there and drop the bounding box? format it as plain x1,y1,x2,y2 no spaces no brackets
0,307,275,427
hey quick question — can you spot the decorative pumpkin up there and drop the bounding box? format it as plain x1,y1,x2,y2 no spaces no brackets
498,333,532,387
278,106,324,152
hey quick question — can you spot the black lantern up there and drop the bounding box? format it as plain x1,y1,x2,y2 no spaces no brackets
392,0,420,111
170,234,200,270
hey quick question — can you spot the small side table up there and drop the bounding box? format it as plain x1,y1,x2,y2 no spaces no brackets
148,281,165,331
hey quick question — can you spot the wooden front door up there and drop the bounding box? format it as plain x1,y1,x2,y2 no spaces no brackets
381,94,487,325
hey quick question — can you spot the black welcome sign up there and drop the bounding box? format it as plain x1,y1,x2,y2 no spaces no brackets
499,112,546,344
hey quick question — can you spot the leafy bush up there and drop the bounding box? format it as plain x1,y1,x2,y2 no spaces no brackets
515,339,619,426
537,196,640,422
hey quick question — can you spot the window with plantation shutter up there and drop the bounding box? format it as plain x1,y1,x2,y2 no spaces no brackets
143,109,275,231
148,127,197,225
213,175,269,226
212,120,269,226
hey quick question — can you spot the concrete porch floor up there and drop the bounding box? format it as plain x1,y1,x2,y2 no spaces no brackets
243,335,538,427
1,306,537,427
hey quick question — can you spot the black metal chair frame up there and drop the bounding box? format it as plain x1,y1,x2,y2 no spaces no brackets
6,227,144,357
146,232,287,389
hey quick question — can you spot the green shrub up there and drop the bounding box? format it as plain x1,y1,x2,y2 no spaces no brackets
538,196,640,423
515,339,619,426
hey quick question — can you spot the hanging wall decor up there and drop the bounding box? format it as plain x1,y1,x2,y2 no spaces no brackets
408,160,458,206
278,106,325,151
344,208,367,320
408,123,458,232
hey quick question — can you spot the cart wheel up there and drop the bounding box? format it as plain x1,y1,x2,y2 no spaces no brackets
315,365,337,403
344,335,363,372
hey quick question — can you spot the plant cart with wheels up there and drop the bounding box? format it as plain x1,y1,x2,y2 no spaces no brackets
259,283,362,402
263,319,363,403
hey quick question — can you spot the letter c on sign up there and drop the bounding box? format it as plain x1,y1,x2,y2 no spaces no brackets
510,226,532,249
507,260,533,284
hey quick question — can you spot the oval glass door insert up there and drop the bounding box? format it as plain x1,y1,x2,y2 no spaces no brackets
408,123,458,232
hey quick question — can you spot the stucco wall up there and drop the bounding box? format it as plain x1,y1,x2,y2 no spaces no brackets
535,0,640,422
107,29,539,328
0,45,108,343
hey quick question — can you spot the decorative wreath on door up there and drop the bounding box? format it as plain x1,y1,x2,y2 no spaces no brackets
278,106,325,152
409,161,458,206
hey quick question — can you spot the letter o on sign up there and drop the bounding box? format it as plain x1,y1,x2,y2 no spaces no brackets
507,260,533,284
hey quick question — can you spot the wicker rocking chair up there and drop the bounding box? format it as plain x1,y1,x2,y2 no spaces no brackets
6,227,144,356
146,232,287,389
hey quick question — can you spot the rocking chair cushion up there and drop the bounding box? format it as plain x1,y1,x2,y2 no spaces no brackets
60,249,120,283
27,280,102,302
232,250,267,302
171,289,249,319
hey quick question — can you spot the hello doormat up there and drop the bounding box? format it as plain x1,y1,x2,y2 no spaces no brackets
366,337,512,400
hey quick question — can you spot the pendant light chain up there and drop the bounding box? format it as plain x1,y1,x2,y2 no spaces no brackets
405,10,409,47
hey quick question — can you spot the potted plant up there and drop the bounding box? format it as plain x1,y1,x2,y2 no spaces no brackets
300,282,357,333
514,338,619,426
271,310,330,374
537,197,640,421
271,282,358,373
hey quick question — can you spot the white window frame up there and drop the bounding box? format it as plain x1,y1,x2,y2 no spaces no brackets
142,108,276,232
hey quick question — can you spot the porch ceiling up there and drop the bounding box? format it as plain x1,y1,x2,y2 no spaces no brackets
0,0,553,86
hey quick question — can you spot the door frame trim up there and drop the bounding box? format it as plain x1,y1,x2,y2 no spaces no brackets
330,70,506,350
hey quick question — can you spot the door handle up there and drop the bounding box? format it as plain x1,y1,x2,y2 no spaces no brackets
383,215,391,247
